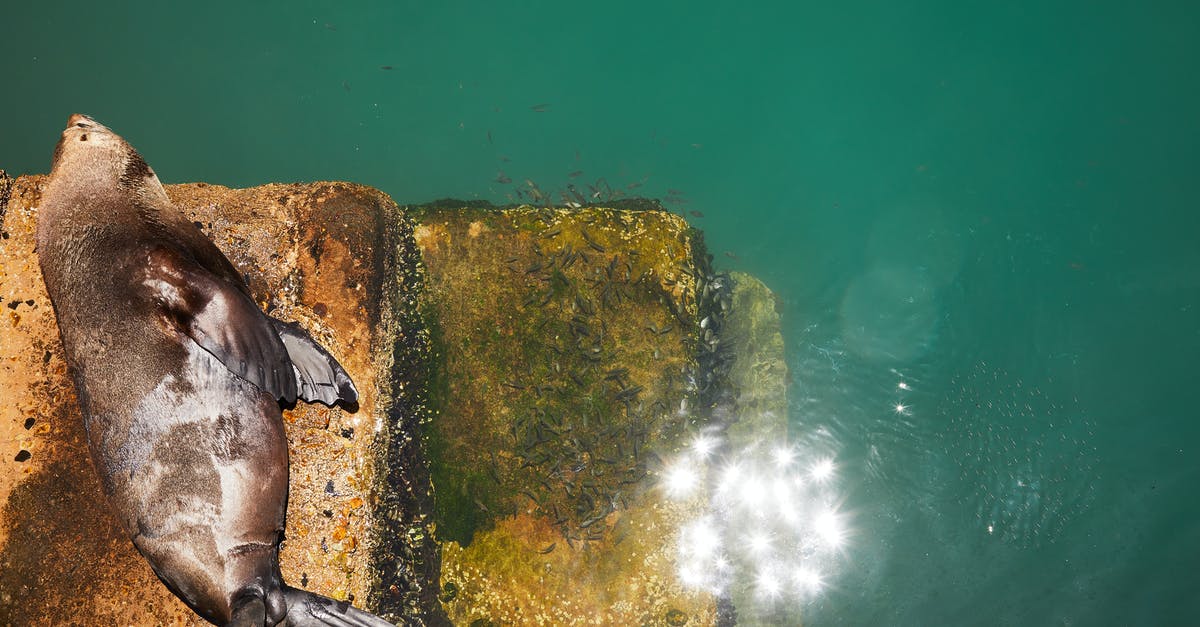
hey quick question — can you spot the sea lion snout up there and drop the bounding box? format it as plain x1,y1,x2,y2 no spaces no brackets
67,113,98,128
63,113,113,136
51,114,121,172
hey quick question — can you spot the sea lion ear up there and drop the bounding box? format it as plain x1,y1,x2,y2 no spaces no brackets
138,246,299,403
268,318,359,407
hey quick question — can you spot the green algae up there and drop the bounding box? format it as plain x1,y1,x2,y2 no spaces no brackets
411,202,722,625
415,205,702,541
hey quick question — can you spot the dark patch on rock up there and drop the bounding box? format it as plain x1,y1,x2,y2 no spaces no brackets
307,236,324,265
13,450,30,462
367,200,449,626
0,170,10,224
687,229,737,430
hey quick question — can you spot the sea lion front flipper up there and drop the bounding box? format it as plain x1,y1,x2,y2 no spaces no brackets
269,318,359,407
139,246,299,403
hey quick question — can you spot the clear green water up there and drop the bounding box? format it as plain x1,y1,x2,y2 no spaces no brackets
3,1,1198,624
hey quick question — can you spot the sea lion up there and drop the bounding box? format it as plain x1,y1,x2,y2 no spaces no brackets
36,114,394,627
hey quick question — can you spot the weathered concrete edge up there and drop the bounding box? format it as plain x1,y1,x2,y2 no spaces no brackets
366,195,448,625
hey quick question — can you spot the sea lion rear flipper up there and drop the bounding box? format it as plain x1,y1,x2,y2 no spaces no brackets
139,246,299,403
270,318,359,407
282,586,396,626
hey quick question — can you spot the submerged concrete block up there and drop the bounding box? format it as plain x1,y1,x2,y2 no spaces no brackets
410,204,730,626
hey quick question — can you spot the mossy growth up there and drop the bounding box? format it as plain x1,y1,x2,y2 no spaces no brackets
411,203,719,624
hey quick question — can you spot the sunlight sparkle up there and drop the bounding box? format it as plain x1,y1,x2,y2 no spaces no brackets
810,458,835,482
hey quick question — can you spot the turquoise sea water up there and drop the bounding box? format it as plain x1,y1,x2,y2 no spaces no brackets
3,1,1198,624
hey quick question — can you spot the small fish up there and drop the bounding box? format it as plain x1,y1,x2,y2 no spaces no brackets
526,180,544,201
615,385,644,401
567,185,587,205
724,251,739,260
531,103,550,112
580,228,605,253
487,130,493,144
342,80,351,92
604,367,629,381
537,543,556,554
568,170,583,178
689,210,704,218
323,23,338,31
495,172,512,184
380,65,394,70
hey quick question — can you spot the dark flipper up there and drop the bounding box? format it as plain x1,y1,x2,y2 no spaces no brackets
269,319,359,407
282,587,396,626
139,246,298,402
226,597,266,627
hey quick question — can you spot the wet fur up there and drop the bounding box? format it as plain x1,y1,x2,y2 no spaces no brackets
36,116,385,626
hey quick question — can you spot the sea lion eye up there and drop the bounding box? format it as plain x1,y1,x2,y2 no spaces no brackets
75,122,91,128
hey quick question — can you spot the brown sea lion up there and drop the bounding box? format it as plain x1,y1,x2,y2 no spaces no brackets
36,114,394,627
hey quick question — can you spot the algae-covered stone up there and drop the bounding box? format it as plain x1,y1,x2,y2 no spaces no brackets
723,272,789,445
0,177,439,625
411,203,730,625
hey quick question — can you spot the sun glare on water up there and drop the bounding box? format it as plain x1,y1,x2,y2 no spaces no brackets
661,435,852,603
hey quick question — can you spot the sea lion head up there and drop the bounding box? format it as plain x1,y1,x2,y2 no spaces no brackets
49,113,166,202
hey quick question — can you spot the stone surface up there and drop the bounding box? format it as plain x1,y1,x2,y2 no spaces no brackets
0,176,439,626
